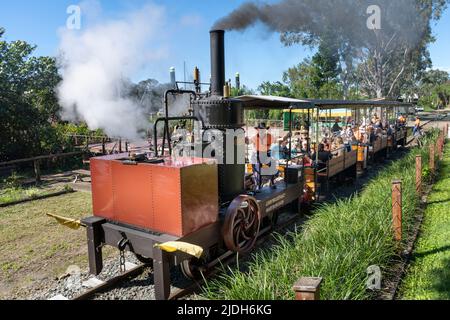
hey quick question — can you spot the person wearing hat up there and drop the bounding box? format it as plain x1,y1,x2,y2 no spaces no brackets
250,122,274,154
270,138,284,160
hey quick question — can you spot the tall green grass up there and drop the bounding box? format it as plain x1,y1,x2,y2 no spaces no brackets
204,129,441,300
399,144,450,299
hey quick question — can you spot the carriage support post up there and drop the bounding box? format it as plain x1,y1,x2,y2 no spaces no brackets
82,217,106,275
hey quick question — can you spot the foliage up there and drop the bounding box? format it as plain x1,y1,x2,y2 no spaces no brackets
254,81,292,120
283,58,344,100
0,29,62,161
3,171,21,189
417,69,450,110
0,182,69,206
204,130,441,300
0,29,106,162
128,78,173,113
230,84,254,97
280,0,448,99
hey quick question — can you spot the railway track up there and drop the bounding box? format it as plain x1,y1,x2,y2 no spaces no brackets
72,264,149,300
72,213,303,301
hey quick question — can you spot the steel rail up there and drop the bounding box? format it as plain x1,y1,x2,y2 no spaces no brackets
72,264,149,300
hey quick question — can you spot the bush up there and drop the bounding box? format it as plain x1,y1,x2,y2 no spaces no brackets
3,171,20,189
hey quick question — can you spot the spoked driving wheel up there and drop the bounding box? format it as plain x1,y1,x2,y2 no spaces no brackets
223,195,261,254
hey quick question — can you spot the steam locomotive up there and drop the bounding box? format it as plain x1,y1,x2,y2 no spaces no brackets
81,30,410,300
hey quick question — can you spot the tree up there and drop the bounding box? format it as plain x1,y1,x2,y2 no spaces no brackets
418,69,450,110
215,0,448,99
311,35,341,90
258,81,291,97
128,78,172,114
422,69,450,86
231,84,254,97
283,58,343,100
278,0,449,99
256,81,292,120
0,29,62,161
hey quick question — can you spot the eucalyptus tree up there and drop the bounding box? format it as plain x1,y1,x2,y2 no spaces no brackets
214,0,449,99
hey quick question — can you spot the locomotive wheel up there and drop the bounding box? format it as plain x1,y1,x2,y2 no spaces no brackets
223,195,261,254
180,258,204,280
134,254,154,266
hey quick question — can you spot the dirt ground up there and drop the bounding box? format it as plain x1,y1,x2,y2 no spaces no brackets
0,191,112,300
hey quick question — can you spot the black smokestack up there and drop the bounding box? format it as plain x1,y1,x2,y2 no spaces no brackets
210,30,225,97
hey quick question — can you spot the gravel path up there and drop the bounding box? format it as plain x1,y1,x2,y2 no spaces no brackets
30,250,197,300
30,252,141,300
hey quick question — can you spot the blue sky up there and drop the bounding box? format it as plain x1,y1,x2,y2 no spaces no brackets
1,0,449,90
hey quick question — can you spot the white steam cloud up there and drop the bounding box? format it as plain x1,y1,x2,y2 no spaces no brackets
57,3,167,140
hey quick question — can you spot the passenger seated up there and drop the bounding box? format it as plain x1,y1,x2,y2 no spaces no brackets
367,126,376,144
301,140,310,155
332,118,342,134
280,138,290,160
321,137,332,152
270,138,283,160
373,119,383,130
397,114,407,127
291,142,302,158
271,138,289,160
346,126,358,144
332,137,345,157
387,124,394,137
311,143,333,171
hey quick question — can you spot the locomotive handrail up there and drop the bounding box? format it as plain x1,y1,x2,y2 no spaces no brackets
160,89,198,157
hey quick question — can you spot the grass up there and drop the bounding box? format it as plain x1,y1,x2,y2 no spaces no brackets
0,171,75,206
0,191,113,299
399,143,450,300
203,130,442,300
0,185,73,206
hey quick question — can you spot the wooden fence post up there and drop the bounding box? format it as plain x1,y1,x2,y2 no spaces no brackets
429,144,435,176
392,180,402,243
34,159,41,184
102,138,106,155
293,277,323,301
416,156,422,196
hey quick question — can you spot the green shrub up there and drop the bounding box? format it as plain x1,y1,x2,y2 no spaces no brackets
3,171,20,189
